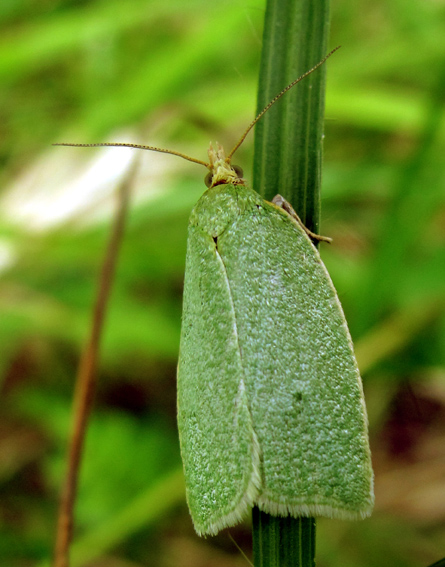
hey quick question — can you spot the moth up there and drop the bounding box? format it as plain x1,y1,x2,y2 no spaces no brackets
55,47,374,536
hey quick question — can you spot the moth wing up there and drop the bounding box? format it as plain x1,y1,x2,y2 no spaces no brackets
177,225,261,536
218,197,374,520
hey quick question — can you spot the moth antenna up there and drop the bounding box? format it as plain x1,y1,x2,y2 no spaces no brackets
53,142,210,168
55,46,339,168
226,46,341,161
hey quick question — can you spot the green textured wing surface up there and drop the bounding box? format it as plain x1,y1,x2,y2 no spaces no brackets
177,223,260,536
217,190,374,519
178,183,374,535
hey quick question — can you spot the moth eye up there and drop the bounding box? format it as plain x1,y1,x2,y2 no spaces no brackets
204,172,213,187
232,165,243,178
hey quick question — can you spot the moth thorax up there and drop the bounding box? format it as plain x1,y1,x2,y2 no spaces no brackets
207,143,244,187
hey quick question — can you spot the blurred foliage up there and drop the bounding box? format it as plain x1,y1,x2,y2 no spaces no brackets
0,0,444,566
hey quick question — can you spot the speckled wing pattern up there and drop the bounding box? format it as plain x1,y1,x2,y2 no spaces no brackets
177,183,374,536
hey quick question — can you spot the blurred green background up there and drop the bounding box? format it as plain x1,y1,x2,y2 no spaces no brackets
1,0,444,566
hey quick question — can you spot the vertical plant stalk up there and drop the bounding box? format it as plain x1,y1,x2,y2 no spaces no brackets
53,157,138,567
253,0,331,232
252,0,331,565
252,509,316,567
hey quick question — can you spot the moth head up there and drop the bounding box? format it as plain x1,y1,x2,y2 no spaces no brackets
204,143,244,188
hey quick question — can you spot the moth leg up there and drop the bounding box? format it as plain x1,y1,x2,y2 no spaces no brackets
271,194,332,244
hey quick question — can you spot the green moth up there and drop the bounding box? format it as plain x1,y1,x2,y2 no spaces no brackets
177,148,374,536
55,48,374,536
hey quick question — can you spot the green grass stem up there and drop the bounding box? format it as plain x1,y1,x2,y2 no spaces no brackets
252,0,332,564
